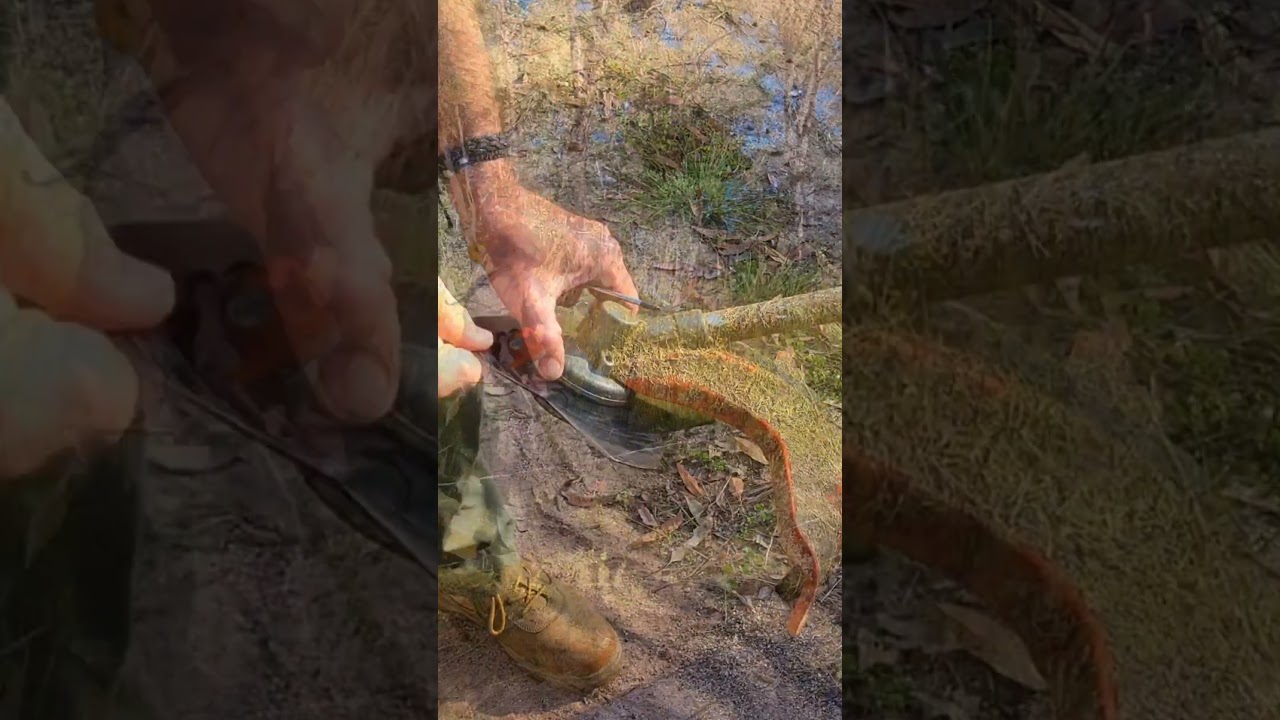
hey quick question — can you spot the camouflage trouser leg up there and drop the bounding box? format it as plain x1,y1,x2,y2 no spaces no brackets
0,423,149,720
438,385,521,583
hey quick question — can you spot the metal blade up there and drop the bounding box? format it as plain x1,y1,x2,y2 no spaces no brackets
587,286,668,313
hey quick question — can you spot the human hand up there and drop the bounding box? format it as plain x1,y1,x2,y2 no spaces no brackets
449,161,638,380
156,51,407,423
438,278,493,398
0,99,174,477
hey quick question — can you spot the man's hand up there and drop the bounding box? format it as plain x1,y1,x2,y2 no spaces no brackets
106,0,439,424
152,37,407,423
450,162,638,380
438,278,493,398
0,98,175,477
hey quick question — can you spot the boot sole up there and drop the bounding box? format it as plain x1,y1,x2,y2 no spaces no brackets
500,640,624,693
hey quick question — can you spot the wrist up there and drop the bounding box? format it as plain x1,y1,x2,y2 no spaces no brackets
446,159,523,268
447,158,520,215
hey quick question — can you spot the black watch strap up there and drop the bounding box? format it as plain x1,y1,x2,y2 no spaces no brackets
438,134,511,176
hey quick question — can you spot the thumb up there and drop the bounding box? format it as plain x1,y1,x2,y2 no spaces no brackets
438,278,493,351
0,100,174,329
438,339,484,398
0,288,139,478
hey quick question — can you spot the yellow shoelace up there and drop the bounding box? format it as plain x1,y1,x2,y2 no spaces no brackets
487,568,550,636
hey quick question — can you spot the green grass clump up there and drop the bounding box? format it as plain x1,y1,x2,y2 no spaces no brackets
917,33,1218,185
1142,325,1280,485
730,257,820,304
843,659,915,715
799,344,840,402
626,106,784,231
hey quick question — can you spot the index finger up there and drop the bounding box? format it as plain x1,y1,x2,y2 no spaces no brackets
261,180,400,424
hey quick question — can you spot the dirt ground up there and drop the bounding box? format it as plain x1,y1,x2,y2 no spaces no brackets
438,339,842,719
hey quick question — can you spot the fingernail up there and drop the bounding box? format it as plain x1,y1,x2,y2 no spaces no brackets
537,357,562,379
464,323,494,348
74,246,176,329
321,349,392,422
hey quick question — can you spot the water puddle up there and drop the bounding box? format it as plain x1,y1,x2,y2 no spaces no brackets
590,129,619,145
733,73,789,153
659,24,681,49
504,0,840,167
815,86,841,144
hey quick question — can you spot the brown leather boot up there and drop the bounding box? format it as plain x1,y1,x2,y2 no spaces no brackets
440,560,623,691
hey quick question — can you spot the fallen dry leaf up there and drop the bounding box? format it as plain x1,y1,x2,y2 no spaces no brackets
762,245,791,265
716,240,755,256
937,602,1048,691
1028,0,1109,57
730,474,745,500
735,436,769,465
692,226,731,239
684,519,711,549
631,516,681,547
874,612,941,651
669,546,688,563
686,496,705,518
637,505,659,527
677,462,706,497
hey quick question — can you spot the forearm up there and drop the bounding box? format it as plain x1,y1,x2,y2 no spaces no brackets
438,0,503,148
438,0,518,218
